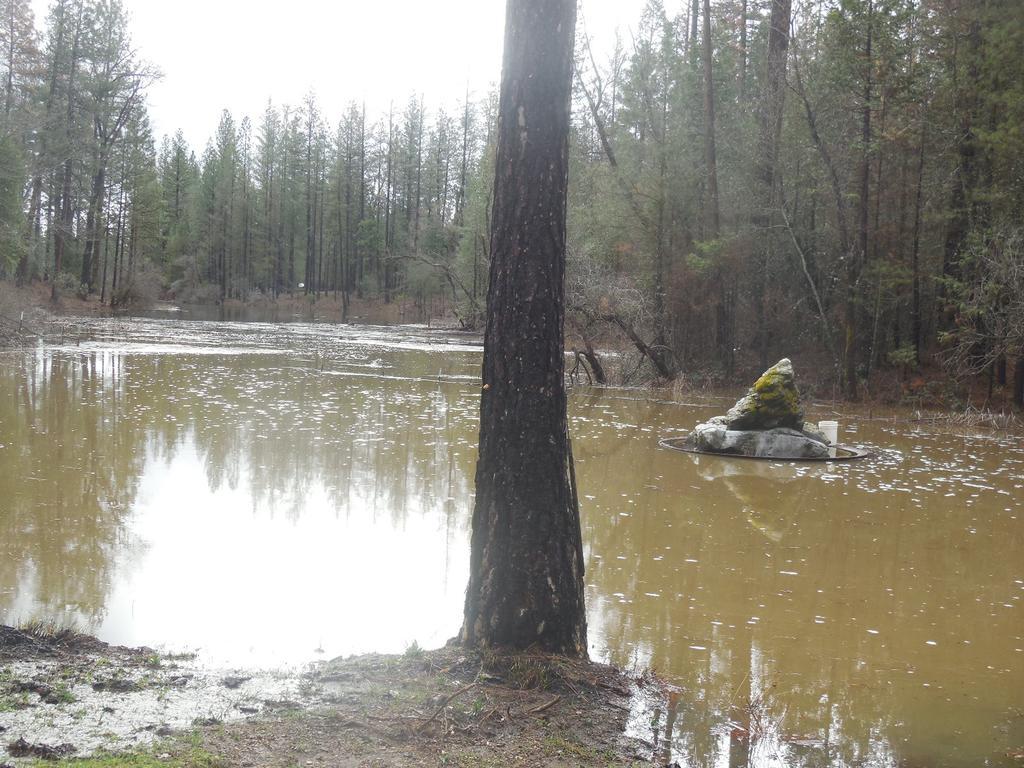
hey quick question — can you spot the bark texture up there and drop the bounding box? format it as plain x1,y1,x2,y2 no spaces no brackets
1014,355,1024,408
753,0,791,368
461,0,586,656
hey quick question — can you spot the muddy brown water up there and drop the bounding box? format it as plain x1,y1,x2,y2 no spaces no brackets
1,317,1021,767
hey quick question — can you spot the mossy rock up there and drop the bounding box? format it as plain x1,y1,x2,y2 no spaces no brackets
719,358,805,430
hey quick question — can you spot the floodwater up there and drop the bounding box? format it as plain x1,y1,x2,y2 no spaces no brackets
1,317,1021,767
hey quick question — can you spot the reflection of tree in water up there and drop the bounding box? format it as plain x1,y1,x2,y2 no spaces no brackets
574,398,1019,767
0,353,147,630
0,348,477,633
178,354,478,527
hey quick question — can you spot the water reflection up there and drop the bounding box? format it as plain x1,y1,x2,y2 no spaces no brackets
0,351,145,627
1,319,1022,766
0,331,480,664
578,401,1023,768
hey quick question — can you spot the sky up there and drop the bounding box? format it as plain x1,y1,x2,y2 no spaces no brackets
31,0,673,149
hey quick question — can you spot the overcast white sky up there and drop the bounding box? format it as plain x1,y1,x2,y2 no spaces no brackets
31,0,676,149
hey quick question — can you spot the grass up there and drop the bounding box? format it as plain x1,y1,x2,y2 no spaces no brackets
142,653,162,669
52,682,77,704
543,734,601,761
18,617,82,642
503,655,551,690
37,738,223,768
402,639,424,659
0,690,31,712
36,754,218,768
46,757,171,768
161,651,197,663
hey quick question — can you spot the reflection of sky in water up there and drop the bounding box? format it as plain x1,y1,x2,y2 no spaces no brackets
102,439,469,665
1,317,1022,766
0,320,480,667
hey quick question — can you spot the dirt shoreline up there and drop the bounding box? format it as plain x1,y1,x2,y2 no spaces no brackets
0,626,665,767
0,280,454,332
5,279,1018,417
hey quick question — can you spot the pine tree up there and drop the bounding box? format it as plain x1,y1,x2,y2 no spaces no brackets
461,0,586,655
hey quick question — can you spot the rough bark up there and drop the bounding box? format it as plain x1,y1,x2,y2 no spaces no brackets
80,161,105,290
1015,355,1024,408
690,0,699,51
461,0,586,656
701,0,720,238
738,0,748,101
52,6,83,302
910,119,926,363
753,0,791,369
456,84,470,225
942,11,983,290
846,0,873,400
580,338,606,385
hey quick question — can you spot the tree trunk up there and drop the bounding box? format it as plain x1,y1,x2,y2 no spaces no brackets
111,155,126,299
701,0,720,238
53,156,74,301
866,89,888,379
383,105,394,302
100,219,110,304
305,116,314,296
910,118,926,363
356,102,366,297
461,0,586,656
738,0,748,101
413,95,423,253
457,85,470,225
52,4,83,302
1014,355,1024,408
81,161,106,292
317,157,325,297
753,0,791,369
942,11,982,294
581,338,606,385
690,0,699,52
3,3,14,121
846,0,873,400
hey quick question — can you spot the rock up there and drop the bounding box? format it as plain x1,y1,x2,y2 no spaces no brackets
718,358,805,431
802,422,830,445
693,424,828,459
684,359,832,459
760,429,829,459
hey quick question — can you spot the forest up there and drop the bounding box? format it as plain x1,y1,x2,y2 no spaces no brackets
0,0,1022,402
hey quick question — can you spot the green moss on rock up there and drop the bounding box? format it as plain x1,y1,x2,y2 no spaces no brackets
721,358,805,430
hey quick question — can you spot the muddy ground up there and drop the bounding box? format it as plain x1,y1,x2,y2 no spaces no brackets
0,280,457,341
0,626,670,767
